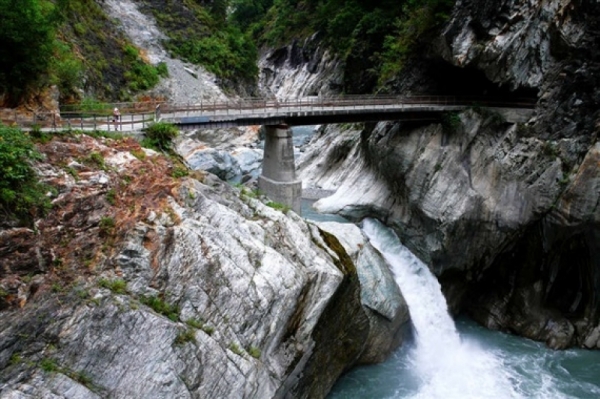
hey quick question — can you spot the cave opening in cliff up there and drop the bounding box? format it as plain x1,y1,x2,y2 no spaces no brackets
428,62,539,101
545,234,594,320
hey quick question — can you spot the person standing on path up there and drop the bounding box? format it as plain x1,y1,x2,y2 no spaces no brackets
112,107,121,130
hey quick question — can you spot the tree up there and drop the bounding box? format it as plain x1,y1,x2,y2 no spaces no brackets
230,0,273,31
0,125,50,224
0,0,57,104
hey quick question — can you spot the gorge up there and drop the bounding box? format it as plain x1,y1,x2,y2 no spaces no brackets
1,0,600,398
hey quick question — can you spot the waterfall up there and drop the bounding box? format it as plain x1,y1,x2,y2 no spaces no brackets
362,218,520,399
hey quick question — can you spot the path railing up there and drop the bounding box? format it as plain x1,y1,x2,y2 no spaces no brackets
158,95,536,115
3,95,536,132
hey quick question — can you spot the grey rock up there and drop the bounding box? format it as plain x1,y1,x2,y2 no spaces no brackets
259,35,343,100
299,102,599,348
230,148,263,176
316,222,409,364
0,164,408,398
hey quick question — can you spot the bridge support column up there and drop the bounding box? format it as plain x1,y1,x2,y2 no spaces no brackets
258,125,302,215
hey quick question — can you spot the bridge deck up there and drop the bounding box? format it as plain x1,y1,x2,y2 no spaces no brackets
10,96,535,131
159,96,535,128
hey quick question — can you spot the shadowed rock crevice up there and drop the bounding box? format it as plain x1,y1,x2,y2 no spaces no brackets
466,221,600,349
282,229,369,398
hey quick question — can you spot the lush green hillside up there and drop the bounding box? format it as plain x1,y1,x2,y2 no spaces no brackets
0,0,170,105
137,0,258,86
0,0,254,106
0,0,454,105
59,0,168,102
233,0,455,92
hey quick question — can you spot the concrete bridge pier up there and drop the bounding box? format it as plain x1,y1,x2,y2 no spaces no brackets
258,125,302,214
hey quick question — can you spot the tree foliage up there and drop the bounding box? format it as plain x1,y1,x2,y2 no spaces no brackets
0,125,51,224
237,0,456,90
142,122,179,152
0,0,58,104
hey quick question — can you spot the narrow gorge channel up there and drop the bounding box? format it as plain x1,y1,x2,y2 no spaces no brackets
324,218,600,398
294,121,600,398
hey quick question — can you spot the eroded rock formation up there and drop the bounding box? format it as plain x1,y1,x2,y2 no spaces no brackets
0,134,408,398
295,0,600,350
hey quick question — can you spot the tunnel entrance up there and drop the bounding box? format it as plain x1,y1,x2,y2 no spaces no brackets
426,61,539,100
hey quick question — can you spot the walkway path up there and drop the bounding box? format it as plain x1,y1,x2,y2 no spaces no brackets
160,95,535,128
12,95,536,132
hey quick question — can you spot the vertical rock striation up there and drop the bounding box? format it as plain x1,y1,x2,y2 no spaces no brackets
259,35,344,99
0,134,407,398
296,0,600,350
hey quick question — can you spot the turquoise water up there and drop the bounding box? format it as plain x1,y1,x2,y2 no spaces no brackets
301,198,350,223
295,127,600,399
326,219,600,399
328,318,600,399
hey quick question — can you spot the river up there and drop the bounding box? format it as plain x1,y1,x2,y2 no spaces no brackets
328,314,600,399
324,219,600,399
295,127,600,399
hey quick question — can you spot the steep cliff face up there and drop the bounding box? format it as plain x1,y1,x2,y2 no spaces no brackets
0,134,408,398
102,0,227,104
258,35,344,99
296,1,600,349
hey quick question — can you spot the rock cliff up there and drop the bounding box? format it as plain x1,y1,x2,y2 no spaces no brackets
258,35,343,99
295,1,600,349
0,133,408,398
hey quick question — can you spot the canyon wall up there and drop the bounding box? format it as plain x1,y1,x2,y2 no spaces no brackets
292,0,600,349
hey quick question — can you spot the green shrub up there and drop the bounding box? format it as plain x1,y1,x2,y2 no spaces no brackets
441,112,461,133
186,318,215,335
9,353,22,366
201,325,215,335
140,294,180,322
130,148,146,161
69,370,93,388
84,151,106,170
123,44,163,92
247,345,261,359
40,358,59,373
30,127,52,144
0,125,52,224
106,188,116,205
174,328,196,345
156,62,169,77
171,166,189,178
142,122,179,151
98,278,127,294
39,357,93,388
51,282,65,293
266,201,290,213
99,216,115,235
229,343,244,356
185,318,205,329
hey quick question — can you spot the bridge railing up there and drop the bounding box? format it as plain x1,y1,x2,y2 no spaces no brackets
2,110,156,132
159,95,536,116
5,95,536,131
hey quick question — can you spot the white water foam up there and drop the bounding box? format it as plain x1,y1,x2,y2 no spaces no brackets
362,218,522,399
